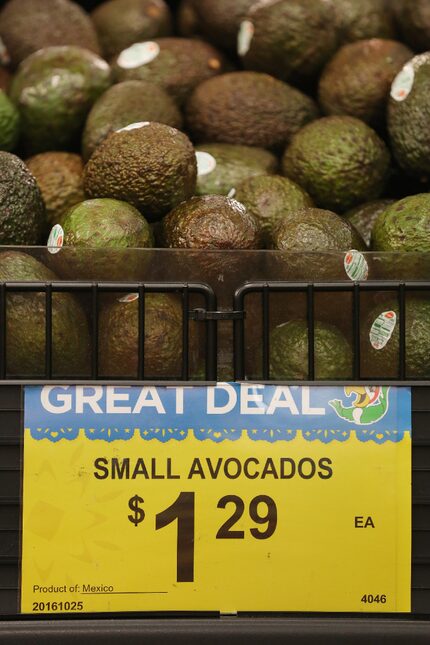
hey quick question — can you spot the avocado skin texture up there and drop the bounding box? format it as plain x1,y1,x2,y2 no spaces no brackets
372,194,430,252
92,0,172,60
319,39,412,126
0,251,90,377
388,53,430,176
334,0,396,44
362,298,430,379
84,122,197,222
82,80,182,161
195,144,278,196
345,199,395,248
99,293,182,378
0,90,19,152
241,0,339,82
271,206,365,252
235,175,314,247
26,152,85,230
113,38,225,105
0,0,101,68
10,46,111,155
177,0,201,38
270,319,352,380
191,0,255,51
0,152,45,244
186,72,318,150
162,195,261,250
282,116,390,213
396,0,430,52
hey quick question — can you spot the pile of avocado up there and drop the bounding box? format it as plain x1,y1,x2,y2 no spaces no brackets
0,0,430,380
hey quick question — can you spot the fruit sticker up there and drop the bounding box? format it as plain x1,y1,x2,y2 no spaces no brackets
391,63,414,102
117,122,150,133
196,151,217,176
47,224,64,255
344,250,369,281
238,20,254,56
369,311,397,350
119,293,139,303
117,42,160,69
227,188,236,198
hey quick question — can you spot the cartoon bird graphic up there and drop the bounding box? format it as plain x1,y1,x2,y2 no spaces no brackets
329,386,389,425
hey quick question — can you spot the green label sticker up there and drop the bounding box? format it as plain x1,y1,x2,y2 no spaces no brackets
344,250,369,281
369,311,397,350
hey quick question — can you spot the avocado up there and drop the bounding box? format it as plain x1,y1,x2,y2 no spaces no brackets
177,0,201,38
0,0,100,68
395,0,430,52
186,71,318,150
271,207,365,252
282,116,390,212
270,319,352,380
319,39,412,126
99,293,183,378
195,144,278,197
112,37,225,105
92,0,172,60
84,121,197,222
0,250,90,377
345,199,395,248
0,89,19,151
0,67,10,92
334,0,396,44
388,53,430,177
162,195,261,249
191,0,256,51
234,175,314,246
372,194,430,252
10,46,111,155
239,0,339,82
0,152,45,244
82,80,182,161
25,152,85,229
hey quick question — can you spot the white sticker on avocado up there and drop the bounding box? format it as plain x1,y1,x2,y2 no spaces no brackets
227,188,236,198
117,121,150,133
47,224,64,254
117,41,160,69
238,20,254,56
119,293,139,303
391,63,414,101
344,250,369,281
196,151,217,176
369,311,397,350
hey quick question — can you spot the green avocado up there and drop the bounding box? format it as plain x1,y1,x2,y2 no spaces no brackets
10,46,111,154
234,175,314,246
345,199,395,248
0,151,45,244
334,0,396,44
186,71,318,150
270,319,352,380
83,121,197,222
0,89,19,151
395,0,430,52
82,80,183,161
0,250,90,377
195,144,278,196
92,0,172,60
372,194,430,252
191,0,255,51
282,116,390,212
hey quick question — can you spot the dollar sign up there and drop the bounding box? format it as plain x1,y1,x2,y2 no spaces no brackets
128,495,145,527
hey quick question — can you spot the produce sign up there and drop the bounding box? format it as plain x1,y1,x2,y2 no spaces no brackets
21,385,411,614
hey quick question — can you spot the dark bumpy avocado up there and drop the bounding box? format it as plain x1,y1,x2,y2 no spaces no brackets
186,72,318,150
234,175,314,246
0,89,19,151
240,0,338,82
177,0,201,38
319,39,412,125
0,68,10,92
0,251,90,376
26,152,85,229
0,0,100,68
396,0,430,52
195,144,278,196
270,320,352,380
388,53,430,177
334,0,396,44
99,293,182,378
162,195,261,249
282,116,390,212
84,122,197,222
191,0,255,51
92,0,172,60
10,46,111,155
112,37,225,105
345,199,395,248
0,152,45,244
372,194,430,252
271,207,365,252
82,80,182,161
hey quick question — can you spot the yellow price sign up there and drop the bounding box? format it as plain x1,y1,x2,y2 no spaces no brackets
21,384,411,614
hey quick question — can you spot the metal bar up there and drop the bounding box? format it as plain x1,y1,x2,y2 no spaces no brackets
45,284,52,379
91,284,98,380
307,285,315,381
352,284,361,380
204,286,217,382
182,287,189,381
0,283,6,379
399,283,406,380
233,288,245,381
262,286,270,380
138,285,145,380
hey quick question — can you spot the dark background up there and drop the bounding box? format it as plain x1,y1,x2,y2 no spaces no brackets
0,0,181,11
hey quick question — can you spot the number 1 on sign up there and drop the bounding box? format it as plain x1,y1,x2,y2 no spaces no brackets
156,492,195,583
